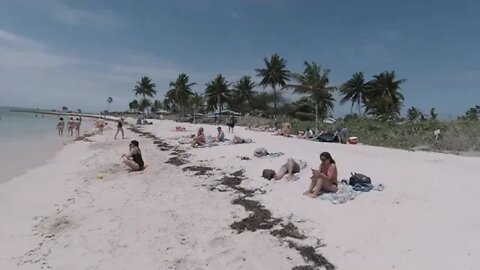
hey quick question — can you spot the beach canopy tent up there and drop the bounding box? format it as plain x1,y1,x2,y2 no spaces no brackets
322,117,336,124
213,110,241,116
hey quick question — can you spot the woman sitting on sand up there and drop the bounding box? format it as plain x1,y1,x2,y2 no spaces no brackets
304,152,338,198
275,123,292,137
191,127,206,147
232,135,252,144
56,117,65,136
122,140,144,171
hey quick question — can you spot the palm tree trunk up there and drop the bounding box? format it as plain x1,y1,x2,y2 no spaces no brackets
107,103,110,112
315,102,319,131
273,85,277,114
350,102,354,115
193,106,196,124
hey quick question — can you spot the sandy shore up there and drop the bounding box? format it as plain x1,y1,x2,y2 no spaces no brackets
1,119,479,269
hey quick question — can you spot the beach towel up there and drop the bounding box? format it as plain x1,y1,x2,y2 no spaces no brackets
318,184,361,204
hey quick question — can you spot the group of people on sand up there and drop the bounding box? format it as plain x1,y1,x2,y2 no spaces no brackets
191,126,252,147
56,117,81,137
265,152,338,198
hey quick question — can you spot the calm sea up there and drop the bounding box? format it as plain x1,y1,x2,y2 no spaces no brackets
0,107,61,142
0,106,66,182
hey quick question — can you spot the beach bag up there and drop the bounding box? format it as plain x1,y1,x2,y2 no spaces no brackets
254,148,269,157
349,173,371,186
262,169,276,180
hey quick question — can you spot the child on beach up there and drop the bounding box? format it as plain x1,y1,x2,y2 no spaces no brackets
115,118,125,139
122,140,144,171
304,152,338,198
56,117,65,136
192,127,206,147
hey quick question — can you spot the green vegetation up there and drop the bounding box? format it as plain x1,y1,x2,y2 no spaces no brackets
116,54,478,154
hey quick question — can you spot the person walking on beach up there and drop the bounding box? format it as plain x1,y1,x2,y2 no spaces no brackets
122,140,144,171
227,115,236,133
75,118,81,136
56,117,65,136
114,118,125,139
67,117,75,136
304,152,338,198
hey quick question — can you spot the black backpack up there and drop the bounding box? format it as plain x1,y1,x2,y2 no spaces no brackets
349,173,371,186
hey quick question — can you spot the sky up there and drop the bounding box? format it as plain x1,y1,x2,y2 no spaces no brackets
0,0,479,118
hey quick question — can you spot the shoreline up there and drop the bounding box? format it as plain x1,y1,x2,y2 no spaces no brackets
1,119,479,269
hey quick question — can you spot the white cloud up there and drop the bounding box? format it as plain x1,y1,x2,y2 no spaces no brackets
0,29,197,112
51,2,121,28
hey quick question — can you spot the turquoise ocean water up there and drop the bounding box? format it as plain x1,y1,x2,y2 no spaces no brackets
0,106,66,182
0,107,60,142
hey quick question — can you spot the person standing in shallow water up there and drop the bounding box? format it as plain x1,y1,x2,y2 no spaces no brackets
304,152,338,198
115,118,125,139
56,117,65,136
75,118,81,136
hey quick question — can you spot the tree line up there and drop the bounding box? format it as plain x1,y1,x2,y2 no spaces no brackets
127,53,413,125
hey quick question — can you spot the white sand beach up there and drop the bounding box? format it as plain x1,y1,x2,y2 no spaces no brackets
1,119,479,269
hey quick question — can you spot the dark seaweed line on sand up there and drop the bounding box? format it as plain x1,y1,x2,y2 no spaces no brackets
128,126,334,270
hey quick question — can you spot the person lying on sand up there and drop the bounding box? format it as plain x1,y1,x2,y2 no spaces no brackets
214,126,225,142
304,152,338,198
175,126,187,132
232,135,252,144
192,127,206,147
122,140,144,171
273,158,301,181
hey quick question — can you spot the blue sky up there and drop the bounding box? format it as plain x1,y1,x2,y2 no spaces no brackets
0,0,479,117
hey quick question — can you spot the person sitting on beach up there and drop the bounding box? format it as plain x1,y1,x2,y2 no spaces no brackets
304,152,338,198
122,140,144,171
214,126,225,142
232,135,252,144
115,118,125,139
192,127,206,147
275,123,292,137
75,118,81,136
56,117,65,136
272,158,301,181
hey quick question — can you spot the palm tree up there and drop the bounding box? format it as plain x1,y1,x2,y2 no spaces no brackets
133,76,157,99
167,73,196,115
189,92,204,123
255,53,290,114
107,97,113,112
150,100,163,114
205,74,231,118
232,76,256,112
283,61,335,130
138,98,151,114
364,71,406,120
407,106,422,121
129,100,139,112
339,72,367,115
